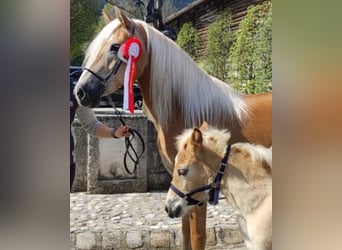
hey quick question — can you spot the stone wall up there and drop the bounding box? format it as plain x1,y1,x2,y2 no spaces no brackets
70,226,246,250
71,109,172,193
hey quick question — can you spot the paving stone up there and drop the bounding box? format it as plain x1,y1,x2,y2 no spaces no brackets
173,225,183,247
206,227,217,246
101,232,115,250
219,227,244,245
111,230,123,249
70,233,76,250
126,231,144,249
76,232,96,250
150,230,172,248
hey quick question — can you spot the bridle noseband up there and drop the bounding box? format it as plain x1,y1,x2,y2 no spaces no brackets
84,60,123,86
170,145,231,206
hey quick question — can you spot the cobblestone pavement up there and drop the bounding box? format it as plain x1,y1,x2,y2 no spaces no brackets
70,192,247,250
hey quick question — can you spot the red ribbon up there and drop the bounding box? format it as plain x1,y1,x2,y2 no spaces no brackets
120,37,142,113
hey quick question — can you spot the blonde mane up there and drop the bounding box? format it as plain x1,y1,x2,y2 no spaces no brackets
83,19,250,130
141,22,250,129
176,127,231,156
234,143,273,169
176,127,272,169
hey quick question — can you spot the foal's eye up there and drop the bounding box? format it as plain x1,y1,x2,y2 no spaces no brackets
177,169,188,176
109,43,121,53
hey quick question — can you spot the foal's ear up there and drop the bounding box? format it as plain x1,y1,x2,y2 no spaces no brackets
191,128,203,145
114,6,132,29
199,121,209,131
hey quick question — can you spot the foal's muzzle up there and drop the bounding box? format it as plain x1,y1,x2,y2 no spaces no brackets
165,204,182,218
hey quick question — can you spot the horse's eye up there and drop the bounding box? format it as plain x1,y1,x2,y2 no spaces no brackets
109,43,121,53
177,169,188,176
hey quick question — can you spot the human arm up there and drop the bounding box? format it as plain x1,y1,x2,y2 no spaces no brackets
76,105,131,138
94,124,131,138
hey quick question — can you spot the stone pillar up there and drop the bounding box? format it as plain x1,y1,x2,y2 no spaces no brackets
72,108,171,193
87,110,148,194
71,120,88,192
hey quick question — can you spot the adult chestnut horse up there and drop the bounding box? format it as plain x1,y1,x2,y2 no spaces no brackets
74,7,272,250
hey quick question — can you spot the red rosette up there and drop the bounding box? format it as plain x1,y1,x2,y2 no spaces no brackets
121,37,142,61
121,37,142,113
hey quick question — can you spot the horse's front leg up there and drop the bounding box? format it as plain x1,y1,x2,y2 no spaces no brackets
182,214,192,250
188,204,207,250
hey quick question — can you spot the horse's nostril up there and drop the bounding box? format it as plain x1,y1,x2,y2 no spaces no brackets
165,206,169,214
77,88,85,100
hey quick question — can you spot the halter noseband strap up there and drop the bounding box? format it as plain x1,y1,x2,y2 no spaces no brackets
170,145,231,206
170,183,212,206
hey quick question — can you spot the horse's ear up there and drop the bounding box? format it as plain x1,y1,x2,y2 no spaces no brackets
114,6,132,29
191,128,203,145
199,121,209,131
103,9,112,24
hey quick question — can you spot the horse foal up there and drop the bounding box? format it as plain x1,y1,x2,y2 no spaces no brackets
165,125,272,250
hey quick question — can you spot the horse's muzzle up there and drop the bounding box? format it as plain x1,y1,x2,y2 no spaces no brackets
76,81,105,108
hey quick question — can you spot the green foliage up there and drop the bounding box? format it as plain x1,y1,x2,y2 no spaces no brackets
70,0,102,65
176,23,200,60
70,0,188,66
229,1,272,94
204,11,234,82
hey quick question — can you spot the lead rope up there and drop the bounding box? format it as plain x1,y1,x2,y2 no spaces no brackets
106,95,145,175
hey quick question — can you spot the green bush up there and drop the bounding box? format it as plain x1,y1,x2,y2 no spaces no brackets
70,0,102,65
176,23,200,60
204,11,234,82
229,1,272,94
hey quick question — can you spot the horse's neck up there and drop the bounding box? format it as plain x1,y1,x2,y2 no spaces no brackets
140,27,247,130
137,66,178,170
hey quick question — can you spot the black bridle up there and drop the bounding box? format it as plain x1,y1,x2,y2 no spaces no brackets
170,145,231,206
84,60,123,87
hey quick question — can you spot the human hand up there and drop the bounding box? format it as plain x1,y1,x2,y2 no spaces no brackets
113,125,131,138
